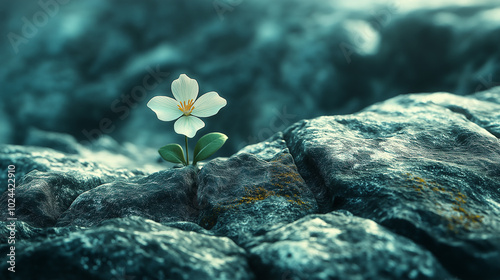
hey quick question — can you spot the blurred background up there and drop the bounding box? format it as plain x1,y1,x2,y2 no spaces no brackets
1,0,500,159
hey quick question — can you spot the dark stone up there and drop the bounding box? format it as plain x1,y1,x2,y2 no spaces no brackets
57,167,199,227
0,144,147,227
0,170,103,227
0,145,146,189
161,220,214,235
247,211,451,280
0,216,254,280
197,136,318,244
0,220,78,244
284,91,500,279
0,142,162,227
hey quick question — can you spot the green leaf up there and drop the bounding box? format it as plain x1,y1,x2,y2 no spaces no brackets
193,132,228,165
158,144,186,165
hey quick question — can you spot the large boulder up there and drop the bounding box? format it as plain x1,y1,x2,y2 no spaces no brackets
57,167,199,227
0,144,150,227
0,145,145,188
197,136,317,244
0,216,254,280
247,211,451,280
283,91,500,278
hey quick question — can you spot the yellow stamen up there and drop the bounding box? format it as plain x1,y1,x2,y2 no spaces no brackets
177,99,195,115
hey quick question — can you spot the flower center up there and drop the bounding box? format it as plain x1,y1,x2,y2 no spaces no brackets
178,99,195,115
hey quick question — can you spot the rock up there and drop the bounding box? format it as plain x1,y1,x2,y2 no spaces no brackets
197,136,318,244
0,144,149,227
161,220,214,236
22,128,165,171
0,170,104,227
0,220,78,244
428,91,500,138
0,140,165,226
57,167,199,227
0,145,145,188
284,91,500,278
0,216,254,280
247,211,451,280
236,132,290,161
1,89,499,279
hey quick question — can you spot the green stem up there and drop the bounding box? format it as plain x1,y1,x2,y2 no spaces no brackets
185,136,189,165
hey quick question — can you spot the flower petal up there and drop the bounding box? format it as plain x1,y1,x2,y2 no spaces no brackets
191,91,227,118
147,96,183,121
174,115,205,138
171,74,199,102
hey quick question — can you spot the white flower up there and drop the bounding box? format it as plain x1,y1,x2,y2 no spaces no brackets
147,74,227,138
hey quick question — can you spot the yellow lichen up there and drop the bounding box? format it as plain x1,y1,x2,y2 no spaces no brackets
200,153,312,229
238,186,276,203
402,173,483,232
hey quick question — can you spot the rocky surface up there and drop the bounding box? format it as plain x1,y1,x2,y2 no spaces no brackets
246,211,451,280
283,90,500,278
1,217,252,280
57,167,199,227
1,89,500,279
0,145,143,187
197,144,318,245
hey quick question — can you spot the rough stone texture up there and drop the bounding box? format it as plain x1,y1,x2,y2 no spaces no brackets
57,167,199,227
0,145,145,189
197,138,318,244
0,144,152,227
1,89,500,279
0,170,104,228
284,91,500,279
0,216,253,280
246,211,451,280
4,128,165,175
0,220,79,245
